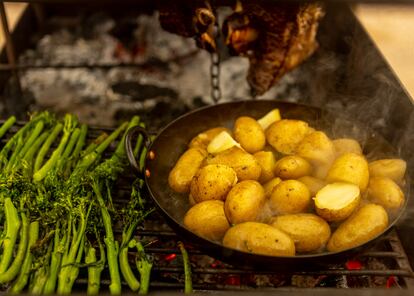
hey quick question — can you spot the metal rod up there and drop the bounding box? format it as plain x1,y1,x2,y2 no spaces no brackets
0,2,22,93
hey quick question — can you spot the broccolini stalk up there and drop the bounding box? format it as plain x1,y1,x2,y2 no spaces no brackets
21,132,50,177
64,235,85,293
0,113,48,169
30,244,53,294
10,221,39,294
7,120,45,171
57,201,91,294
43,223,66,294
0,212,29,283
33,114,77,182
0,198,21,273
86,240,105,295
0,116,16,139
119,180,154,292
178,242,193,294
72,122,128,177
134,241,152,295
34,123,63,172
64,124,88,176
92,182,121,295
81,133,108,157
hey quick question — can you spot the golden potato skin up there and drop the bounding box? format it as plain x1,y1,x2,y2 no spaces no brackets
274,155,312,179
265,119,310,155
327,204,388,252
253,151,276,183
189,127,231,150
190,164,237,203
297,176,326,197
263,177,282,197
224,180,266,224
269,180,311,214
184,200,230,241
326,152,369,191
270,214,331,253
205,147,262,181
367,177,405,209
333,138,362,157
296,131,335,179
223,222,295,256
168,148,207,193
368,159,406,184
234,116,266,153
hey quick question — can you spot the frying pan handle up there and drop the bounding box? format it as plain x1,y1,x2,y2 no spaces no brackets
125,125,152,177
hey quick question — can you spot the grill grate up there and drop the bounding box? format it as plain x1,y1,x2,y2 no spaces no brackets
1,121,414,292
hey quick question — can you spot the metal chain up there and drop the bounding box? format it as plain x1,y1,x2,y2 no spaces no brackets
210,20,221,104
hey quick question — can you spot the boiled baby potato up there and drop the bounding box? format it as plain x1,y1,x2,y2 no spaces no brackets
189,127,231,150
368,159,406,184
184,200,230,241
190,164,237,203
314,182,360,222
168,148,207,193
223,222,295,256
367,177,405,209
327,204,388,252
270,214,331,253
253,151,276,183
333,138,362,157
326,152,369,191
296,131,336,179
297,176,326,197
274,155,312,179
205,147,262,181
234,116,266,153
224,180,266,224
263,177,282,197
269,180,311,214
265,119,311,155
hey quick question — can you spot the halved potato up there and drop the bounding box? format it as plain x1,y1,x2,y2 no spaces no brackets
223,222,295,256
265,119,310,155
189,127,231,150
257,108,281,130
270,214,331,253
184,200,230,241
296,131,336,179
367,177,405,209
314,182,360,222
368,159,406,185
274,155,312,179
207,131,241,154
190,164,238,203
234,116,266,153
269,180,311,214
333,138,362,157
326,152,369,191
327,204,388,252
297,176,326,197
253,151,276,183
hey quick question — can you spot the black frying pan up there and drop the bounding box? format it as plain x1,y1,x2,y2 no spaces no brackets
124,101,409,270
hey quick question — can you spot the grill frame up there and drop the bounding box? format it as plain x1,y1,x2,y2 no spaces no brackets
1,1,414,293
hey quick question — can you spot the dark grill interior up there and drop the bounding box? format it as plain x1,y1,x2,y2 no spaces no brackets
1,1,414,294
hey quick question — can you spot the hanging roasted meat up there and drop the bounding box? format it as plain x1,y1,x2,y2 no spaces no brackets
223,1,325,96
158,0,217,52
158,0,324,96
